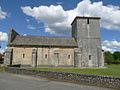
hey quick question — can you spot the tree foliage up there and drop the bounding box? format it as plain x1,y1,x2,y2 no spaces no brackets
104,51,120,64
104,51,114,64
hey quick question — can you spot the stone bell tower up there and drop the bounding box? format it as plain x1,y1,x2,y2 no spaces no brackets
71,16,104,67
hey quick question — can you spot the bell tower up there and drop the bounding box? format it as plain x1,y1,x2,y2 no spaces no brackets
71,16,104,67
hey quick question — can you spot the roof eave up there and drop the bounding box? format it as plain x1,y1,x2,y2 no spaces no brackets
71,16,100,25
9,44,78,48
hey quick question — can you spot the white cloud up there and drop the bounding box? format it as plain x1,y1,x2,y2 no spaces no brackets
23,34,27,36
0,6,7,20
0,47,7,54
0,49,5,54
0,32,8,41
27,24,36,30
102,40,120,52
21,5,69,35
21,0,120,35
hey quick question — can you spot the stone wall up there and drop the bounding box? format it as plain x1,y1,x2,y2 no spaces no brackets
11,47,75,67
12,47,32,65
5,67,120,89
4,48,13,66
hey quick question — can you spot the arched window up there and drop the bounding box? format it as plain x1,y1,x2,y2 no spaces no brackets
68,55,70,59
45,54,47,59
89,55,91,60
23,54,25,58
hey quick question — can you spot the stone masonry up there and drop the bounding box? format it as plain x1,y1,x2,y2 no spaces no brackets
72,17,104,67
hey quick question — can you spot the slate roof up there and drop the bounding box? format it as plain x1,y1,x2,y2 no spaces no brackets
9,35,77,47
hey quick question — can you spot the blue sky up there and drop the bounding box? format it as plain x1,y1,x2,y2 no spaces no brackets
0,0,120,53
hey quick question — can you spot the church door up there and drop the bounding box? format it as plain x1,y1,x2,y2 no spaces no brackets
54,53,59,67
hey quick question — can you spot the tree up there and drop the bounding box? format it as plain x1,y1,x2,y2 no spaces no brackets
104,51,114,64
113,52,120,64
0,53,4,64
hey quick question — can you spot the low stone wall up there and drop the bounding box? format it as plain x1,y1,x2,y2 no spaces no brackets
5,67,120,89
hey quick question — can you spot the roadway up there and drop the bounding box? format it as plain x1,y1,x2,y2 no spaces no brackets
0,72,114,90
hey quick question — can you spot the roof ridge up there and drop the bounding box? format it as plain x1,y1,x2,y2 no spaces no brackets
18,35,74,39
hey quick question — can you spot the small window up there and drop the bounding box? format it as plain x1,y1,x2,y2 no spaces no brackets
87,18,89,24
23,54,25,58
54,53,59,58
55,53,58,55
45,54,47,59
89,55,91,60
68,55,70,59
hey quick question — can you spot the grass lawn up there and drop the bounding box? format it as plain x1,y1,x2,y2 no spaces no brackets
31,64,120,77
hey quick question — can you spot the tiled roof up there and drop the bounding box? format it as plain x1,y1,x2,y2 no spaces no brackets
9,35,77,47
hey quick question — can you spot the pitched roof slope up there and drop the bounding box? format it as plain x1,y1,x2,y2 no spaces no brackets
9,35,77,47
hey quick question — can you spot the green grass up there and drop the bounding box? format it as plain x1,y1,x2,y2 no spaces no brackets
31,64,120,77
0,66,4,72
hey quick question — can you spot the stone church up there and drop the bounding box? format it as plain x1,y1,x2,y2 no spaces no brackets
4,16,104,67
